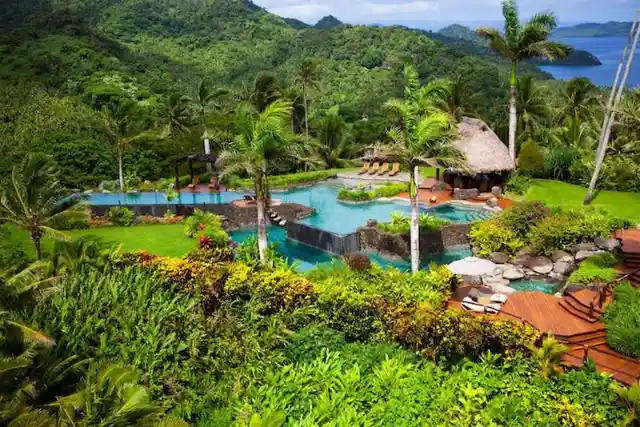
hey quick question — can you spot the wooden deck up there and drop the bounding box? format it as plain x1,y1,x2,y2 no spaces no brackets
451,288,640,385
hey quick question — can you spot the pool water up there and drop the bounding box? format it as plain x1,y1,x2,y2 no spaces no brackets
229,228,472,273
509,280,559,295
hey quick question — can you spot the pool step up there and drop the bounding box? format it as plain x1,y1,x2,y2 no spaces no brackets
268,209,288,228
557,298,600,323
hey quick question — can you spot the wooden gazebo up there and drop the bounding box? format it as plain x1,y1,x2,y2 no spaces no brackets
173,154,220,190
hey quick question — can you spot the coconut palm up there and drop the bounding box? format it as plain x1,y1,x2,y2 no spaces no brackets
529,335,568,378
294,59,320,141
101,100,154,191
516,75,552,143
477,0,570,160
426,75,472,121
220,100,309,261
158,93,191,139
193,78,228,172
0,154,88,260
316,106,361,168
247,73,281,113
611,381,640,427
383,66,466,274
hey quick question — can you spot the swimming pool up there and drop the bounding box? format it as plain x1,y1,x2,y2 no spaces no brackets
84,184,493,235
510,279,560,295
229,228,472,273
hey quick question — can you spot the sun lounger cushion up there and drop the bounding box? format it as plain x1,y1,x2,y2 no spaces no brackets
484,303,502,314
490,294,508,304
461,301,485,313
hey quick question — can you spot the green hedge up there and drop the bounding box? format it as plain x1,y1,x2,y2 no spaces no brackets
567,252,619,285
338,182,409,202
604,282,640,358
378,212,450,234
228,169,344,189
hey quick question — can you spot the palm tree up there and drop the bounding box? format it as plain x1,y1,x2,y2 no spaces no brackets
220,100,309,261
247,73,281,113
158,93,191,139
426,75,472,121
53,363,162,426
384,66,467,274
316,106,361,168
193,78,228,173
516,75,552,143
477,0,570,160
611,381,640,427
529,335,568,378
101,101,154,191
0,154,88,260
294,59,320,141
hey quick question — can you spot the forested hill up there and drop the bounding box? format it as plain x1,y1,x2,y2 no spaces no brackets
553,21,633,38
0,0,546,187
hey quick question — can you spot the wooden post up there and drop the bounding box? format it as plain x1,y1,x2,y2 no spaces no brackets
188,159,194,186
174,161,181,191
583,345,590,364
436,168,441,181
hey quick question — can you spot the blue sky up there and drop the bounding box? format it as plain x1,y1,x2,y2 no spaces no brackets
252,0,636,28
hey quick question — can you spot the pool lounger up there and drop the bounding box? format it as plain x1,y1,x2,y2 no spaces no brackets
462,297,502,314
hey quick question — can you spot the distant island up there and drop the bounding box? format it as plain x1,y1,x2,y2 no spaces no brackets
553,21,633,38
438,24,602,67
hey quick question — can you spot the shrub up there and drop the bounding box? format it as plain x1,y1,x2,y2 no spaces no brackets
338,186,371,201
106,206,135,226
378,212,449,234
604,282,640,358
419,213,450,231
500,201,550,238
338,183,409,202
528,209,613,255
469,219,524,257
343,252,372,271
505,173,531,195
372,182,409,198
518,140,545,176
543,146,576,180
568,252,620,285
184,210,228,247
229,170,339,189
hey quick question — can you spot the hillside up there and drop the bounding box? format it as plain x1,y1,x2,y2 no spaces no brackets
0,0,552,187
438,24,486,46
554,21,633,38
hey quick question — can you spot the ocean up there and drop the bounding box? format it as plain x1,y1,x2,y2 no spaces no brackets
539,37,640,88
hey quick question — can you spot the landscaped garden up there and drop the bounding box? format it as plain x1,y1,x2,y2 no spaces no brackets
2,0,640,424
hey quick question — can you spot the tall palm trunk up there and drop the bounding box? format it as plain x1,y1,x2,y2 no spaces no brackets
303,86,309,141
31,228,43,260
409,166,420,274
118,146,125,191
508,62,518,160
203,137,213,174
256,174,268,262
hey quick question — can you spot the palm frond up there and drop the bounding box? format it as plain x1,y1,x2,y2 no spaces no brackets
476,27,512,59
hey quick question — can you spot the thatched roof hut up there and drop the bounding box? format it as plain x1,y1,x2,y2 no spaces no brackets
449,117,515,174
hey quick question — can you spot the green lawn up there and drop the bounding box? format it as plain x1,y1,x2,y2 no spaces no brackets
523,179,640,223
68,224,196,257
2,224,196,259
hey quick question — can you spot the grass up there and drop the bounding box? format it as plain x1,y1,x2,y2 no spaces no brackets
3,224,196,259
522,179,640,223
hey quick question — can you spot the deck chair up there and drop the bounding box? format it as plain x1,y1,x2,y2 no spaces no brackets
389,163,400,177
244,195,257,204
187,176,199,190
368,162,380,175
358,162,370,175
208,177,218,191
461,298,485,313
377,163,389,176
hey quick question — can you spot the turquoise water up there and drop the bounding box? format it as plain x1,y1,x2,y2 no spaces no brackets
540,37,640,87
84,184,492,235
510,280,559,295
229,228,472,273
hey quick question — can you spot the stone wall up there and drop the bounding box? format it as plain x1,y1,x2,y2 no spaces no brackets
286,222,359,255
453,188,479,200
357,222,472,260
91,203,314,229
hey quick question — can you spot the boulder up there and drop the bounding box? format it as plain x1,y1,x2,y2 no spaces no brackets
594,237,621,251
526,256,554,275
453,188,479,201
491,186,503,197
554,292,563,299
572,242,598,255
503,268,525,280
551,250,574,263
575,250,600,262
484,277,510,287
467,288,481,301
366,219,378,227
448,257,498,277
490,252,510,264
487,197,499,208
513,253,534,267
462,275,483,286
553,261,574,275
491,284,517,295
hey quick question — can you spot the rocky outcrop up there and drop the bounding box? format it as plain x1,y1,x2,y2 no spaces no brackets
490,252,510,264
526,256,554,275
572,242,598,254
575,250,601,262
453,188,479,200
594,237,621,251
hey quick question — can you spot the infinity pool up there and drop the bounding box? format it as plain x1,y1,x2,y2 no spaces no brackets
230,228,472,272
85,184,492,235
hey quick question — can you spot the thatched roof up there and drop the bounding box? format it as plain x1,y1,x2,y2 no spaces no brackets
449,117,514,174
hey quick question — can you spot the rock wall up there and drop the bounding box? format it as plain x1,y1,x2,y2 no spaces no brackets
357,222,472,260
286,222,359,255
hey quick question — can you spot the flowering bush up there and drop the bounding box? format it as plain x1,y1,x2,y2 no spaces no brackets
470,219,524,257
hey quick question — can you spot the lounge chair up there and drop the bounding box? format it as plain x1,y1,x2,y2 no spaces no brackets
358,162,370,175
244,195,257,204
388,163,400,177
490,294,508,304
377,163,389,176
187,176,199,190
368,162,380,175
208,177,218,191
461,297,485,313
